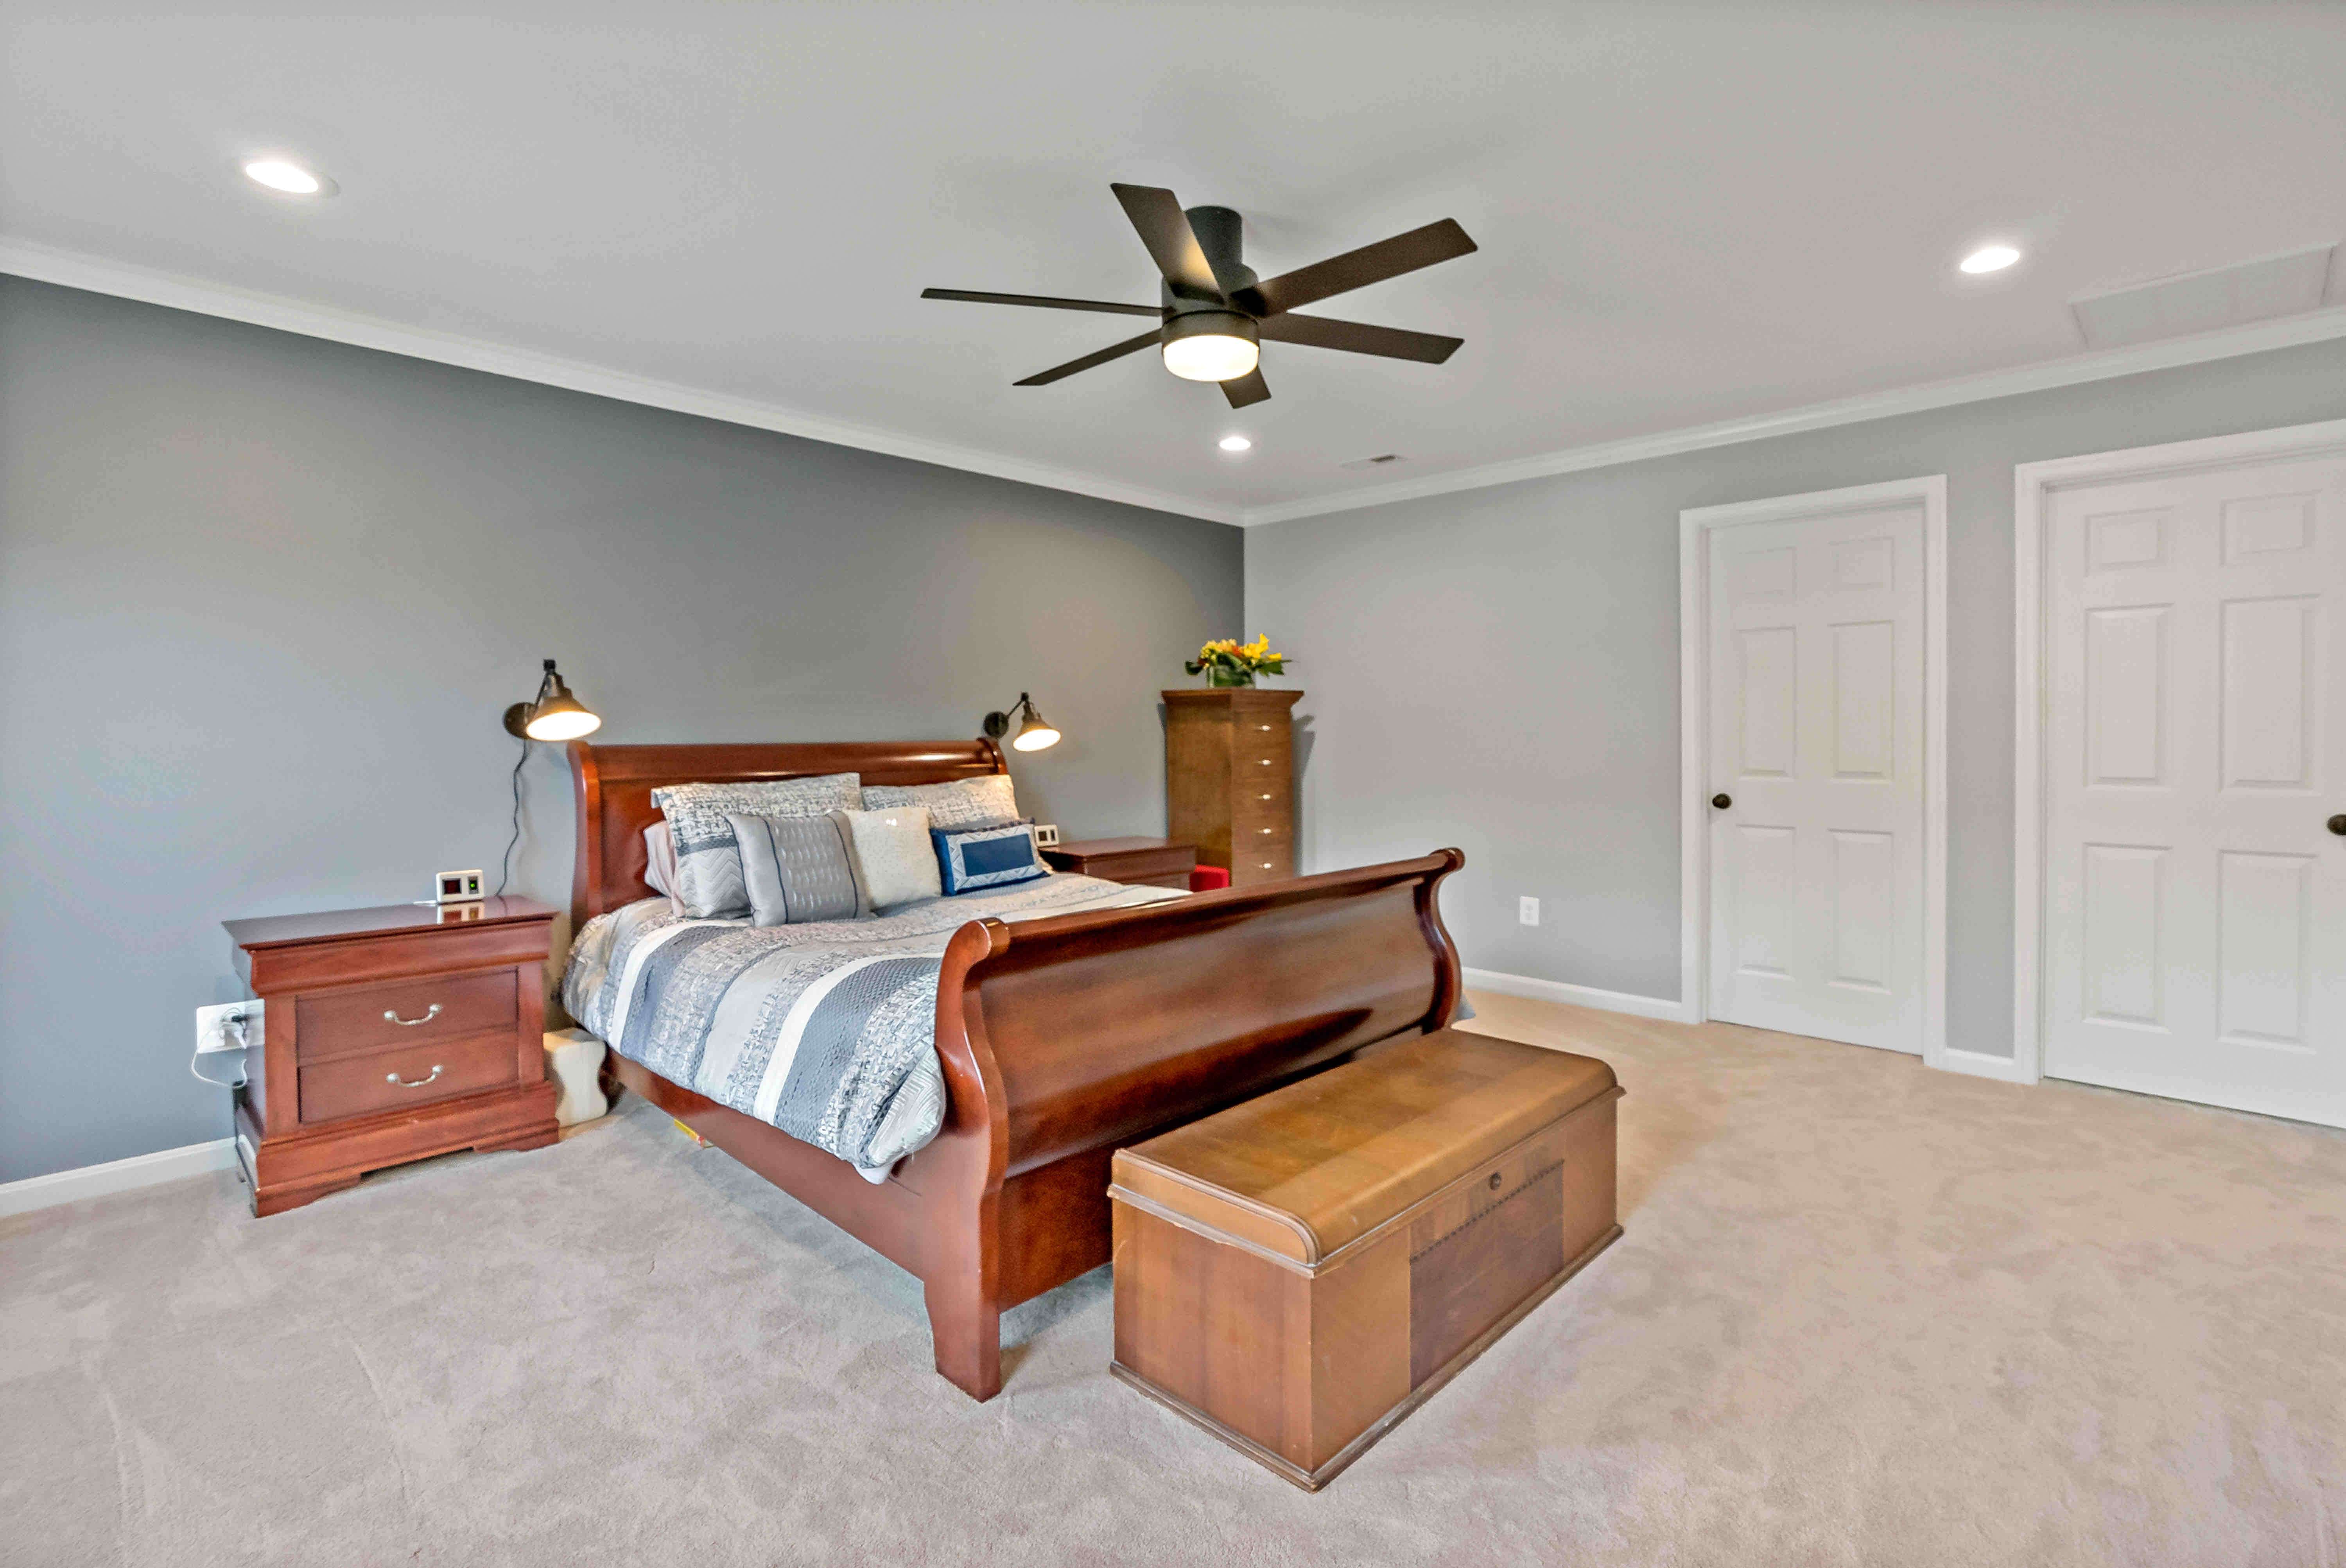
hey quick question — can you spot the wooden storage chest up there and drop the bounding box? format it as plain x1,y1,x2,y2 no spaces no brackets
1109,1028,1622,1489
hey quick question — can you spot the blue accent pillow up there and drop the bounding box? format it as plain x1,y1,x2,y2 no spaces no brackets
932,820,1047,895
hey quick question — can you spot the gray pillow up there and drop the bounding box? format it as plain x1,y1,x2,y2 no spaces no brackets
726,812,866,926
651,773,862,919
861,774,1019,831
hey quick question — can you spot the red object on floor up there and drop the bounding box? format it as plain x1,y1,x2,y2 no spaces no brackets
1188,865,1231,892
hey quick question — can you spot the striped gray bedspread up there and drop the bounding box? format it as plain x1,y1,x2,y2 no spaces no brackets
561,874,1184,1181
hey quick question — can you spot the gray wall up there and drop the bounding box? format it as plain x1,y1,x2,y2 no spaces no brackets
1248,336,2346,1058
0,276,1243,1181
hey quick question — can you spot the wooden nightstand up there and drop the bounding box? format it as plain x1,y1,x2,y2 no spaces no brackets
224,897,561,1216
1040,837,1199,889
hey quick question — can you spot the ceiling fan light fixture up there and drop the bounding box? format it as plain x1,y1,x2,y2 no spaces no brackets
1161,312,1260,383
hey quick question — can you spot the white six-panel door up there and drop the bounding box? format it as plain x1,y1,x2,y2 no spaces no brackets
1702,496,1928,1053
2040,445,2346,1125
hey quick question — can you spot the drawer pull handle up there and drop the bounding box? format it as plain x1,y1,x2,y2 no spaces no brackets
1259,793,1273,800
1261,827,1274,834
386,1064,445,1089
383,1003,443,1027
1259,759,1273,766
1258,724,1273,731
1261,861,1274,869
1488,1172,1503,1191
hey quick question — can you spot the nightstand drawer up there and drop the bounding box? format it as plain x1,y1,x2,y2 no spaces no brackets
299,1030,518,1123
296,970,518,1063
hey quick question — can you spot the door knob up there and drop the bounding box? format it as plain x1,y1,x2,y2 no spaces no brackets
2330,814,2346,836
1711,793,1733,811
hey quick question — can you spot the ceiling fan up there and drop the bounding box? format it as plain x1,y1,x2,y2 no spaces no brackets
922,183,1477,409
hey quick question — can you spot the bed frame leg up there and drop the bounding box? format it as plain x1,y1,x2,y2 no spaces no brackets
925,1267,1003,1402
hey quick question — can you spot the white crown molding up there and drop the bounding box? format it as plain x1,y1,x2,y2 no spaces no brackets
0,237,1243,527
1238,304,2346,527
10,235,2345,533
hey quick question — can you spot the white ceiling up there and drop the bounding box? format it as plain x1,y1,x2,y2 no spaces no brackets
7,2,2346,524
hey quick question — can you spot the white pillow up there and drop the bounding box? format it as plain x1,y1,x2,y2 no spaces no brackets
832,806,942,910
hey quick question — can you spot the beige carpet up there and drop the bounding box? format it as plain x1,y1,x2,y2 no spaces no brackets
5,992,2342,1567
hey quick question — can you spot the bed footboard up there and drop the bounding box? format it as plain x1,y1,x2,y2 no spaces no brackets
918,850,1464,1399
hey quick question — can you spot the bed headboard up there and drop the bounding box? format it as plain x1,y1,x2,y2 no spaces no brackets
566,737,1008,931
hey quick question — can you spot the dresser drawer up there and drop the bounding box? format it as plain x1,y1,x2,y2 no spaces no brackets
1234,780,1286,812
1231,818,1291,855
1232,845,1295,884
1239,752,1291,795
296,970,518,1063
298,1030,518,1123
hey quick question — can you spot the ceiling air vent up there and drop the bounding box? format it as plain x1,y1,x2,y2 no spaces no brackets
2071,243,2336,350
1341,453,1406,471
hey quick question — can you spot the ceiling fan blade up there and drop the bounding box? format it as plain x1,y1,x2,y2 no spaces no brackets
1243,218,1478,317
1256,312,1462,364
922,288,1160,318
1109,183,1225,301
1013,328,1162,387
1220,367,1272,409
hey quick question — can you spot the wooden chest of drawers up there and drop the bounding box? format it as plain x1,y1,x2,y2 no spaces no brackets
224,897,561,1215
1163,687,1301,887
1110,1028,1623,1490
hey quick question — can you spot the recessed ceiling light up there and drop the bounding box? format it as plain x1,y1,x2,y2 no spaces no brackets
242,158,335,197
1218,434,1252,452
1959,244,2021,275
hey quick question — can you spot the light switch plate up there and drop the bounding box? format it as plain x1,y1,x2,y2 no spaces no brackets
195,999,263,1054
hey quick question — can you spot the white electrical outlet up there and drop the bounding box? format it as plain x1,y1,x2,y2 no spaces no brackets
1518,896,1541,927
195,999,263,1054
1033,823,1061,848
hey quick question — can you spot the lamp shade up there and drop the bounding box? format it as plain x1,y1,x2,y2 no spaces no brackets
1010,702,1061,752
984,691,1061,753
505,659,601,741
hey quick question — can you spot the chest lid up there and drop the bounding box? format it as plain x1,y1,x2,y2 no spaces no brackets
1112,1029,1618,1268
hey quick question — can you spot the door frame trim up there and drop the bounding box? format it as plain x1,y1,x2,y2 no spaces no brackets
2012,417,2346,1086
1679,475,1950,1062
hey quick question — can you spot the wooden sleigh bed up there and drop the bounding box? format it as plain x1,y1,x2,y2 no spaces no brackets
570,736,1463,1401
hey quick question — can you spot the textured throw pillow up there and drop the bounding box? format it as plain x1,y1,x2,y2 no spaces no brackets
832,806,942,910
933,820,1047,896
726,812,866,927
651,773,862,919
862,774,1019,832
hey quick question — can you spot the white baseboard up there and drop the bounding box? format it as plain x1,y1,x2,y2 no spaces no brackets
1931,1047,2040,1086
0,1137,239,1218
1464,967,1697,1023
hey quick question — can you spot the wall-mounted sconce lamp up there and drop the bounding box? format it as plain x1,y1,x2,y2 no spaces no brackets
503,659,601,741
982,693,1061,753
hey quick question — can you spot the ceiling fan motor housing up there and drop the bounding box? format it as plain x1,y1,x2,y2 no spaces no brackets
1162,205,1257,321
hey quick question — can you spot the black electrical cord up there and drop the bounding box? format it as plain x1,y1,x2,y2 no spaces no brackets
495,732,527,898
